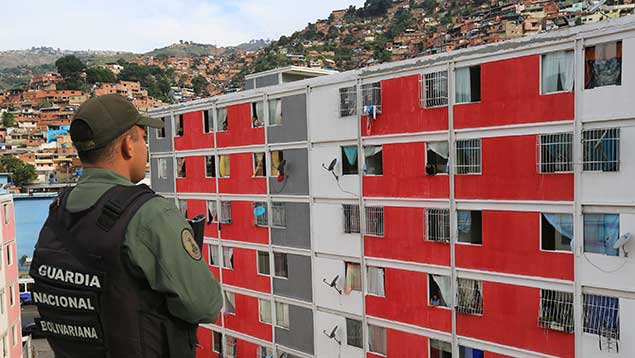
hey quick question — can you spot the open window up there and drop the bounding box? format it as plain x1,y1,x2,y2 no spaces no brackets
178,199,188,218
257,346,273,358
176,157,186,178
220,201,232,224
222,247,234,269
157,117,166,138
539,289,573,333
216,107,228,132
365,206,384,237
457,210,482,245
429,339,452,358
339,86,357,117
343,204,361,234
538,133,573,173
455,65,481,103
253,152,267,177
367,324,386,356
212,331,223,353
583,294,619,340
366,266,385,297
207,200,218,223
219,155,230,178
346,318,363,349
426,142,449,175
254,201,268,226
205,156,216,178
541,213,573,252
363,145,383,175
270,151,284,177
341,146,358,175
250,101,264,128
542,50,574,94
457,278,483,315
344,262,361,293
455,139,481,175
271,202,286,228
585,41,622,89
361,82,382,113
258,299,272,324
274,252,288,278
208,244,219,266
459,346,485,358
426,208,450,243
275,302,289,329
428,274,451,308
157,158,168,179
421,71,448,107
584,213,620,256
267,99,281,126
203,110,213,133
224,291,235,314
257,251,270,275
176,114,184,136
583,128,620,172
224,336,236,358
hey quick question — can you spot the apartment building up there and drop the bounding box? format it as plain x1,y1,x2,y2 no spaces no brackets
148,16,635,358
0,196,22,358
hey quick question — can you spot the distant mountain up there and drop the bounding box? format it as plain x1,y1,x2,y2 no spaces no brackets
0,47,137,69
145,42,225,58
233,39,271,52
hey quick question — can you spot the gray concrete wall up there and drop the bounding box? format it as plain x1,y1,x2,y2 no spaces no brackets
244,78,255,90
150,157,175,193
282,73,310,83
273,254,312,302
269,148,309,196
275,304,314,355
267,94,307,144
271,202,310,249
255,74,279,88
149,115,173,153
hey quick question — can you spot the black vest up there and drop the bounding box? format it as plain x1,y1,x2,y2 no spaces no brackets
29,184,198,358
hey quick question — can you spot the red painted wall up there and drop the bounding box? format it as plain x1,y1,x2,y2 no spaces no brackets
224,293,273,341
222,247,271,293
363,143,450,198
365,207,450,266
454,55,574,129
176,156,217,193
196,327,213,358
456,211,573,280
361,75,448,137
234,338,261,358
220,201,269,245
457,282,574,358
366,268,451,332
175,111,215,150
217,153,267,195
455,135,573,201
2,201,15,244
216,103,265,148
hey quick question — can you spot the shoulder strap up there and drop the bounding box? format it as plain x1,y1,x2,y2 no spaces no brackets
96,184,156,232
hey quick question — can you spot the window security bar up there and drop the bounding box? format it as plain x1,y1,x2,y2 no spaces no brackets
583,128,620,172
456,278,483,315
455,139,481,174
420,71,448,108
539,289,574,333
583,293,620,339
343,204,361,234
365,207,384,237
426,208,450,243
538,133,573,173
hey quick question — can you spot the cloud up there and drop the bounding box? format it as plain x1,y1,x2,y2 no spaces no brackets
0,0,364,53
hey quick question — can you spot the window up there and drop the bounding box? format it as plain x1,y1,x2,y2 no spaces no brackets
584,214,620,256
217,107,228,131
157,158,168,179
365,207,384,237
430,339,452,358
459,346,485,358
429,274,451,308
366,266,385,296
346,318,363,349
258,346,273,358
361,82,382,112
0,292,4,315
541,213,573,252
583,128,620,172
213,331,223,353
270,151,284,177
178,200,187,218
456,278,483,315
267,99,281,126
253,152,267,177
275,302,289,329
224,336,237,358
157,117,166,138
2,205,8,226
254,202,268,226
176,157,186,178
223,247,234,269
5,246,10,267
219,155,230,178
363,146,382,175
344,262,362,293
176,114,184,136
271,202,286,228
367,324,386,356
455,139,481,174
341,146,358,175
421,71,448,107
257,251,270,275
585,41,622,89
539,289,573,333
274,253,288,278
205,156,216,178
426,208,450,243
583,294,619,339
220,201,232,224
538,133,573,173
208,244,219,266
8,286,13,307
542,50,574,93
203,110,213,133
258,299,272,324
339,86,357,117
343,204,361,234
457,210,482,245
224,291,235,314
426,142,449,175
455,65,481,103
10,326,15,347
207,201,218,223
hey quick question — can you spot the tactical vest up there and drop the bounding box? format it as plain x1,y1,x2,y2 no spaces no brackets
29,184,198,358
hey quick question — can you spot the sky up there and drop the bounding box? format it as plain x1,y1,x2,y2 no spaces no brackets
0,0,365,53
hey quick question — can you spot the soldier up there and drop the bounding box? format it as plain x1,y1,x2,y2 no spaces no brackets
30,94,222,358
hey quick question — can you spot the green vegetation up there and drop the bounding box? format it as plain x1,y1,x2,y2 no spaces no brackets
0,156,37,187
191,75,208,95
85,67,116,84
55,55,86,90
1,112,15,127
118,62,173,102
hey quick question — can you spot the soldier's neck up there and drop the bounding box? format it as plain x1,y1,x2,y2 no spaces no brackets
83,161,132,182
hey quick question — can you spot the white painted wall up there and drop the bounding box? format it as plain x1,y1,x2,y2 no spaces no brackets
308,82,358,143
314,311,365,358
312,203,362,258
314,257,364,315
580,36,635,122
310,145,360,199
582,297,635,358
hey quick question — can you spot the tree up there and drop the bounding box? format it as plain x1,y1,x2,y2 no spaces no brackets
85,67,116,84
191,75,209,95
55,55,85,90
359,0,392,17
1,112,15,127
0,156,37,187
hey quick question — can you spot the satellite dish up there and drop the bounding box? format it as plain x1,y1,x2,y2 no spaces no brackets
327,326,338,338
327,158,338,171
613,233,632,257
253,206,266,216
322,325,341,345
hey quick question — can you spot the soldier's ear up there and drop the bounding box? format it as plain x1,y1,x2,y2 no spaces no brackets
120,133,134,160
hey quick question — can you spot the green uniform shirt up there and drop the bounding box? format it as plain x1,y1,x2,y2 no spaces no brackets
66,168,222,324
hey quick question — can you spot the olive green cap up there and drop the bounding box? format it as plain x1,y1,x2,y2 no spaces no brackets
71,94,164,152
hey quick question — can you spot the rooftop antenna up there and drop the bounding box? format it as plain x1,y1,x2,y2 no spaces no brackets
322,326,341,345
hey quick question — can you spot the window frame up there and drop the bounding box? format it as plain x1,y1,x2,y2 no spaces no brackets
343,204,361,234
270,150,284,177
216,107,228,132
363,145,383,176
275,302,290,329
253,152,267,177
537,133,573,174
540,50,575,95
361,82,382,113
582,128,620,172
426,208,450,243
203,110,213,133
156,117,166,138
367,324,386,356
273,252,288,279
538,289,574,333
339,86,357,117
220,201,232,224
346,318,363,349
208,244,219,267
175,114,184,137
218,154,230,178
454,65,481,104
257,251,270,276
583,213,620,257
224,291,236,315
540,213,573,253
266,99,281,127
425,141,449,175
212,331,223,353
420,70,449,108
207,200,218,224
366,266,385,297
176,157,186,178
222,247,234,270
428,274,452,309
456,278,483,316
205,155,216,178
364,206,384,237
456,210,482,245
157,158,168,180
455,138,482,175
254,201,268,227
258,298,272,324
584,41,623,90
341,145,359,175
271,202,286,228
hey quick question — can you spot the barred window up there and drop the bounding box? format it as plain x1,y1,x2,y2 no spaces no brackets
271,202,286,228
339,86,357,117
254,202,268,226
456,139,481,175
538,133,573,173
583,294,619,339
539,289,574,333
456,278,483,315
420,71,448,107
361,82,382,112
365,207,384,237
343,204,360,234
274,252,288,278
346,318,363,348
426,208,450,243
583,128,620,172
220,201,232,224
